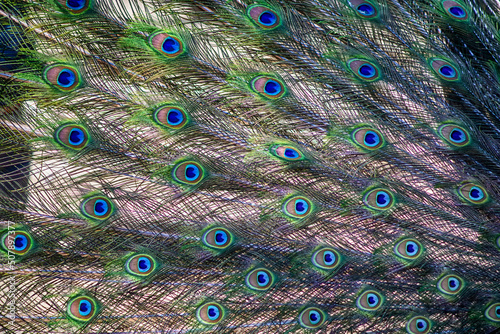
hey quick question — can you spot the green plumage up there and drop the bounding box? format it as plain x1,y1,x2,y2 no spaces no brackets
0,0,500,333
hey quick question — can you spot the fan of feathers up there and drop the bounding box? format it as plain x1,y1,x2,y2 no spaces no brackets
1,0,500,333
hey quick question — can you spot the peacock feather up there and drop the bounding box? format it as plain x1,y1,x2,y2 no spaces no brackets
1,0,500,332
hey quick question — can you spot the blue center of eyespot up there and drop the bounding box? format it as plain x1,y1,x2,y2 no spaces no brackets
138,257,151,272
439,65,456,78
324,251,335,265
358,64,376,78
284,148,299,159
450,128,465,143
259,11,277,26
162,37,180,54
14,235,27,251
449,6,466,18
167,109,183,125
357,3,375,16
185,164,200,181
207,306,219,320
416,319,427,330
57,69,75,87
309,310,320,324
69,128,85,145
214,231,227,245
469,187,484,200
94,199,108,216
67,0,85,10
406,242,418,256
376,191,390,207
295,199,309,214
257,271,270,286
79,300,91,316
367,293,378,306
364,131,380,146
448,277,458,290
496,306,500,316
264,80,281,95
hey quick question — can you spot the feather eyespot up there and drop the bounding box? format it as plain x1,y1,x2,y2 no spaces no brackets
356,290,384,312
80,195,115,221
437,274,464,296
202,227,233,250
458,183,488,205
57,0,91,14
429,58,460,81
1,231,33,256
485,303,500,323
363,188,394,211
394,238,424,261
153,105,189,130
406,316,431,334
196,302,224,325
348,59,381,81
312,247,342,271
44,65,81,91
270,145,304,161
67,296,97,322
245,268,274,291
247,5,281,29
251,76,286,99
299,307,326,329
125,254,157,277
438,124,470,147
283,196,313,219
172,161,205,185
55,124,90,150
441,1,469,21
352,127,384,150
149,32,185,58
349,0,379,19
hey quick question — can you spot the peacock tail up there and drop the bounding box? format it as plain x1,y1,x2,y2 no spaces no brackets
1,0,500,332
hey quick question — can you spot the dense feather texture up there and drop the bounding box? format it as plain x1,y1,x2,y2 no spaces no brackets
1,0,500,333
